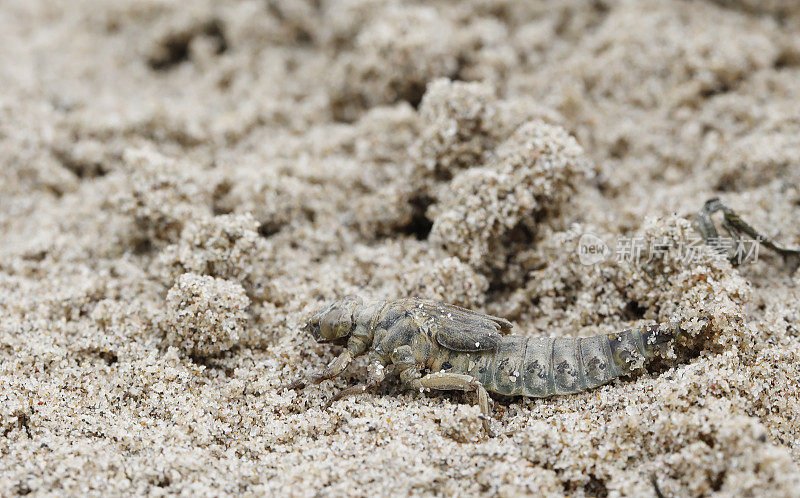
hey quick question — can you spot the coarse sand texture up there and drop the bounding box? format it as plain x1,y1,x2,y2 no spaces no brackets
2,0,800,496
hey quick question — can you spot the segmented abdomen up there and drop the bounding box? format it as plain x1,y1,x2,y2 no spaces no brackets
436,325,677,397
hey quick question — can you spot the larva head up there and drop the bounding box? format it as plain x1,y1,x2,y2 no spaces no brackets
304,295,363,343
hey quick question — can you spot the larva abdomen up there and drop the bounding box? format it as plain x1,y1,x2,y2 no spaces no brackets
579,334,617,390
431,322,677,397
514,326,674,398
486,335,527,396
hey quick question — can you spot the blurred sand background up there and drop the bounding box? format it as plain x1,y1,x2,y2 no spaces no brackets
2,0,800,495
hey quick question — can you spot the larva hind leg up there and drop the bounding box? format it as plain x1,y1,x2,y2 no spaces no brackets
389,345,496,436
413,372,495,437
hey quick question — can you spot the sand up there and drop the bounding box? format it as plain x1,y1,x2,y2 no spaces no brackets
2,0,800,496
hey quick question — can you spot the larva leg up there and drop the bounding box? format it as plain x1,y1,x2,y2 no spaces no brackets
324,360,386,409
390,345,421,385
388,345,495,436
282,350,354,391
413,372,496,437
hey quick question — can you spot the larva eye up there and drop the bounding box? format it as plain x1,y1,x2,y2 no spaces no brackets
304,318,323,341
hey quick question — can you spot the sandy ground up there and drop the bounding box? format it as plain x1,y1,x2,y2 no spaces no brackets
2,0,800,496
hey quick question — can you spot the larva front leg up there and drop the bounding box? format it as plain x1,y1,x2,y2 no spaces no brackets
282,349,354,391
285,295,378,391
324,357,387,409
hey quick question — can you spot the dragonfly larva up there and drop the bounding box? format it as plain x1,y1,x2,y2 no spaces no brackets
285,199,799,435
286,295,681,436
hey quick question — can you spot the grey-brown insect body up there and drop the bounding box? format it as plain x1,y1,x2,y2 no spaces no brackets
306,297,678,398
292,199,796,435
298,296,681,435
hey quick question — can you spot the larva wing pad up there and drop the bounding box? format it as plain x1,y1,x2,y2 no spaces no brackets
398,298,508,352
